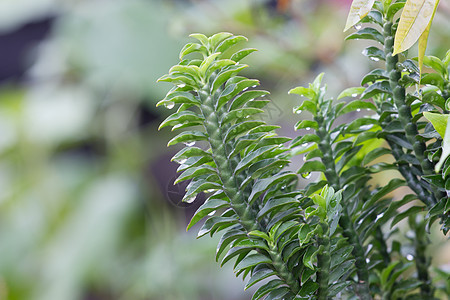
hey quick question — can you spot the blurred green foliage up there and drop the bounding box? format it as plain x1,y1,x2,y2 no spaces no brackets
0,0,448,299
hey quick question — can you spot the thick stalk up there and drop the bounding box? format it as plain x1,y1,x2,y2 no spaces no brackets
382,21,442,205
383,22,434,177
269,243,300,292
382,21,434,298
374,227,390,265
382,132,434,206
198,87,300,293
316,223,331,300
413,219,433,298
314,115,372,300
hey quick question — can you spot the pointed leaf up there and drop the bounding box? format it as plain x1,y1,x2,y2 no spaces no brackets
344,0,376,32
393,0,440,55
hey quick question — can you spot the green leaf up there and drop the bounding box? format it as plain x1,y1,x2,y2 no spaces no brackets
291,134,321,148
157,73,198,87
328,282,352,297
230,90,270,110
231,48,258,62
298,223,316,246
221,247,251,267
337,87,366,100
345,27,385,44
421,90,446,110
257,198,299,218
171,147,211,163
170,65,201,81
249,173,298,204
265,287,290,300
187,199,229,231
197,216,238,238
217,78,260,109
293,100,317,114
330,246,354,269
344,0,376,32
337,100,377,116
189,33,209,46
252,279,284,300
303,245,319,270
216,229,247,261
294,120,319,131
245,269,276,290
175,165,217,183
208,32,233,49
386,2,406,21
364,178,406,209
179,42,207,59
298,161,326,174
329,260,355,282
360,81,392,99
362,148,392,165
224,121,266,142
221,108,265,125
380,261,401,285
157,91,200,107
159,110,204,130
298,279,319,297
184,180,222,203
215,35,248,53
423,112,447,137
361,69,389,85
205,59,236,79
211,64,248,93
289,86,316,100
362,46,386,61
167,130,208,146
234,145,287,174
391,206,425,228
423,112,450,172
234,239,270,251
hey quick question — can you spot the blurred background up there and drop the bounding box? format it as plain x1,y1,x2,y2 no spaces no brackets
0,0,448,299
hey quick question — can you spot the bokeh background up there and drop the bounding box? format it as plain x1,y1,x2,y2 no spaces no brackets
0,0,449,299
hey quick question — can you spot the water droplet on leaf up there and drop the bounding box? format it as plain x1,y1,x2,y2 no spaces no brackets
353,24,362,30
177,83,186,88
370,57,380,62
184,195,196,203
301,172,311,179
165,101,175,109
184,141,195,147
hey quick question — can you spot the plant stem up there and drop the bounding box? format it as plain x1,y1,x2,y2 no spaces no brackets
198,86,300,293
316,223,331,300
382,21,444,205
413,218,434,298
315,115,372,300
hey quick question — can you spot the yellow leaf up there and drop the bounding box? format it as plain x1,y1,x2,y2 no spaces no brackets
344,0,376,32
417,0,440,75
393,0,439,56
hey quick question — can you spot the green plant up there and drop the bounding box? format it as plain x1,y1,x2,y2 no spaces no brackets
157,1,449,298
